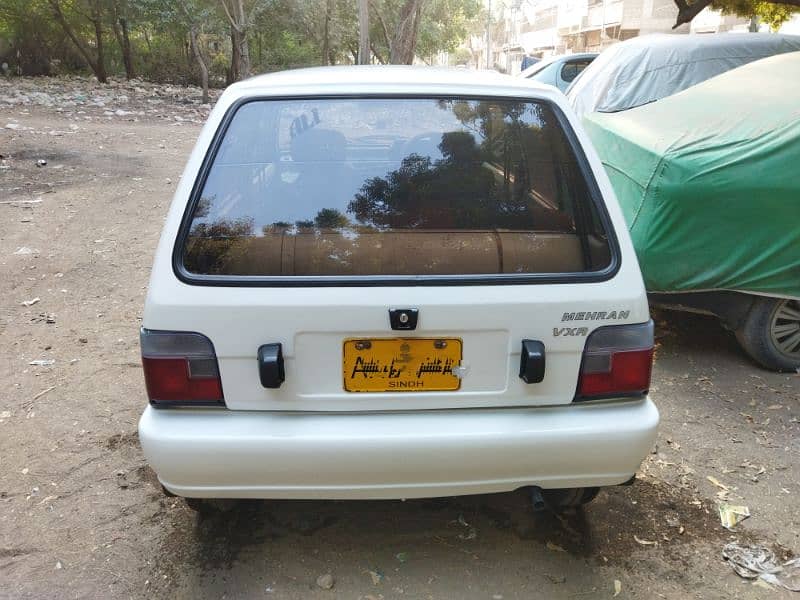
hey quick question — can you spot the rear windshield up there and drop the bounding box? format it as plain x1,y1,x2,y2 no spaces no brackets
180,97,612,280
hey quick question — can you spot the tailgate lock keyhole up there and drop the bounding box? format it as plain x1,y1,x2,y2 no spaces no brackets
389,308,419,331
519,340,546,384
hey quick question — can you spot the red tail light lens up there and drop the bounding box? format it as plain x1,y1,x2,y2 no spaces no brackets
140,329,224,406
576,321,654,401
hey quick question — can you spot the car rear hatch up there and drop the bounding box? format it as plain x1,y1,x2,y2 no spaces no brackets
143,94,650,412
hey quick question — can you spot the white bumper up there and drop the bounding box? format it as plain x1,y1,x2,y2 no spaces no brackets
138,398,658,499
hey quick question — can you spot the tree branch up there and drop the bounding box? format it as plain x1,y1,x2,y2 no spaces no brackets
370,0,392,52
673,0,800,28
218,0,238,30
370,41,387,64
48,1,96,72
672,0,712,28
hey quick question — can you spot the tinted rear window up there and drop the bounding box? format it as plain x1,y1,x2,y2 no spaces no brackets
180,97,612,279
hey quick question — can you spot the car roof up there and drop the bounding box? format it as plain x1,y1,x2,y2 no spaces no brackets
607,32,800,52
568,33,800,114
238,65,520,91
519,53,598,78
226,65,558,99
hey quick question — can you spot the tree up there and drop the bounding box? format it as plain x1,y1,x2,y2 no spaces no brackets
416,0,481,63
371,0,423,64
218,0,270,80
111,0,135,79
178,0,214,102
673,0,799,29
370,0,481,65
0,0,67,75
48,0,109,82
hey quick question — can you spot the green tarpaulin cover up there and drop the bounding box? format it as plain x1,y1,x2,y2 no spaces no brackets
584,51,800,299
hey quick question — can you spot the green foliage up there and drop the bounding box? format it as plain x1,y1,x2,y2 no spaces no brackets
710,0,797,30
0,0,76,74
0,0,483,81
366,0,482,64
416,0,482,61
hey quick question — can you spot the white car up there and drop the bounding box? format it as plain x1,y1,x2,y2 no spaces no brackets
138,66,658,511
519,53,598,93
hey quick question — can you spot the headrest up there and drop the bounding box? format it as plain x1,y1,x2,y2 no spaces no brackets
290,128,347,163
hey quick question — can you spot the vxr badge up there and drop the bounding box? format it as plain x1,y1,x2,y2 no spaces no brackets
553,327,588,337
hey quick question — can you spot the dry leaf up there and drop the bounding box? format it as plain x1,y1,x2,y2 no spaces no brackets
706,475,729,491
546,541,566,553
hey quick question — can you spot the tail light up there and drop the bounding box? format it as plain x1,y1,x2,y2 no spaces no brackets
575,320,654,401
140,329,224,406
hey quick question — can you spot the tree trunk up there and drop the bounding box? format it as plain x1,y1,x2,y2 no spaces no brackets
322,0,333,65
119,18,135,79
390,0,423,65
48,0,108,83
190,26,210,104
91,3,108,83
229,25,241,83
220,0,251,80
358,0,370,64
111,19,135,80
111,2,135,79
239,32,251,77
143,27,152,53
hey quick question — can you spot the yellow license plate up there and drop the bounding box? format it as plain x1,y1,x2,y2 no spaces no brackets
343,338,462,392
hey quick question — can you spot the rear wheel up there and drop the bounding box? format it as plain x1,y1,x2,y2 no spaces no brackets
542,487,599,509
736,297,800,372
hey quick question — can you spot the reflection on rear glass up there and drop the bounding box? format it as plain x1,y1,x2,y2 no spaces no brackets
182,98,611,277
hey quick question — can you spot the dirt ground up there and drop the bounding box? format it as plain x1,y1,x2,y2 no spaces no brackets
1,78,798,600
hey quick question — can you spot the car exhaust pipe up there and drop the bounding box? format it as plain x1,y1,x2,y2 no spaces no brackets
529,485,546,512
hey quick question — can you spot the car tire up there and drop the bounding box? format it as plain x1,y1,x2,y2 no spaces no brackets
184,497,238,513
542,487,599,509
735,297,800,372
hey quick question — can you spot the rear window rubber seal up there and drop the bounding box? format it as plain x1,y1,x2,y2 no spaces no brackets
171,93,621,288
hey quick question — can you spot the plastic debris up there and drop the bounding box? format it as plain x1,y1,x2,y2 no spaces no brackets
395,552,409,563
367,569,383,585
14,247,38,255
21,297,40,307
546,541,566,553
315,573,334,590
36,159,47,167
614,579,622,596
722,542,800,591
455,513,477,540
718,504,750,530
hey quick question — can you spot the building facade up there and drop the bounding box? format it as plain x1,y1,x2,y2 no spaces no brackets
488,0,691,75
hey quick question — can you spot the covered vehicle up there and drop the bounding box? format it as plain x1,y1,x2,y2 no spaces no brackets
519,52,597,92
583,52,800,371
568,33,800,117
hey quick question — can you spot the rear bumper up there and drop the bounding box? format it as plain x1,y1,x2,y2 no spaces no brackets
138,398,659,499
